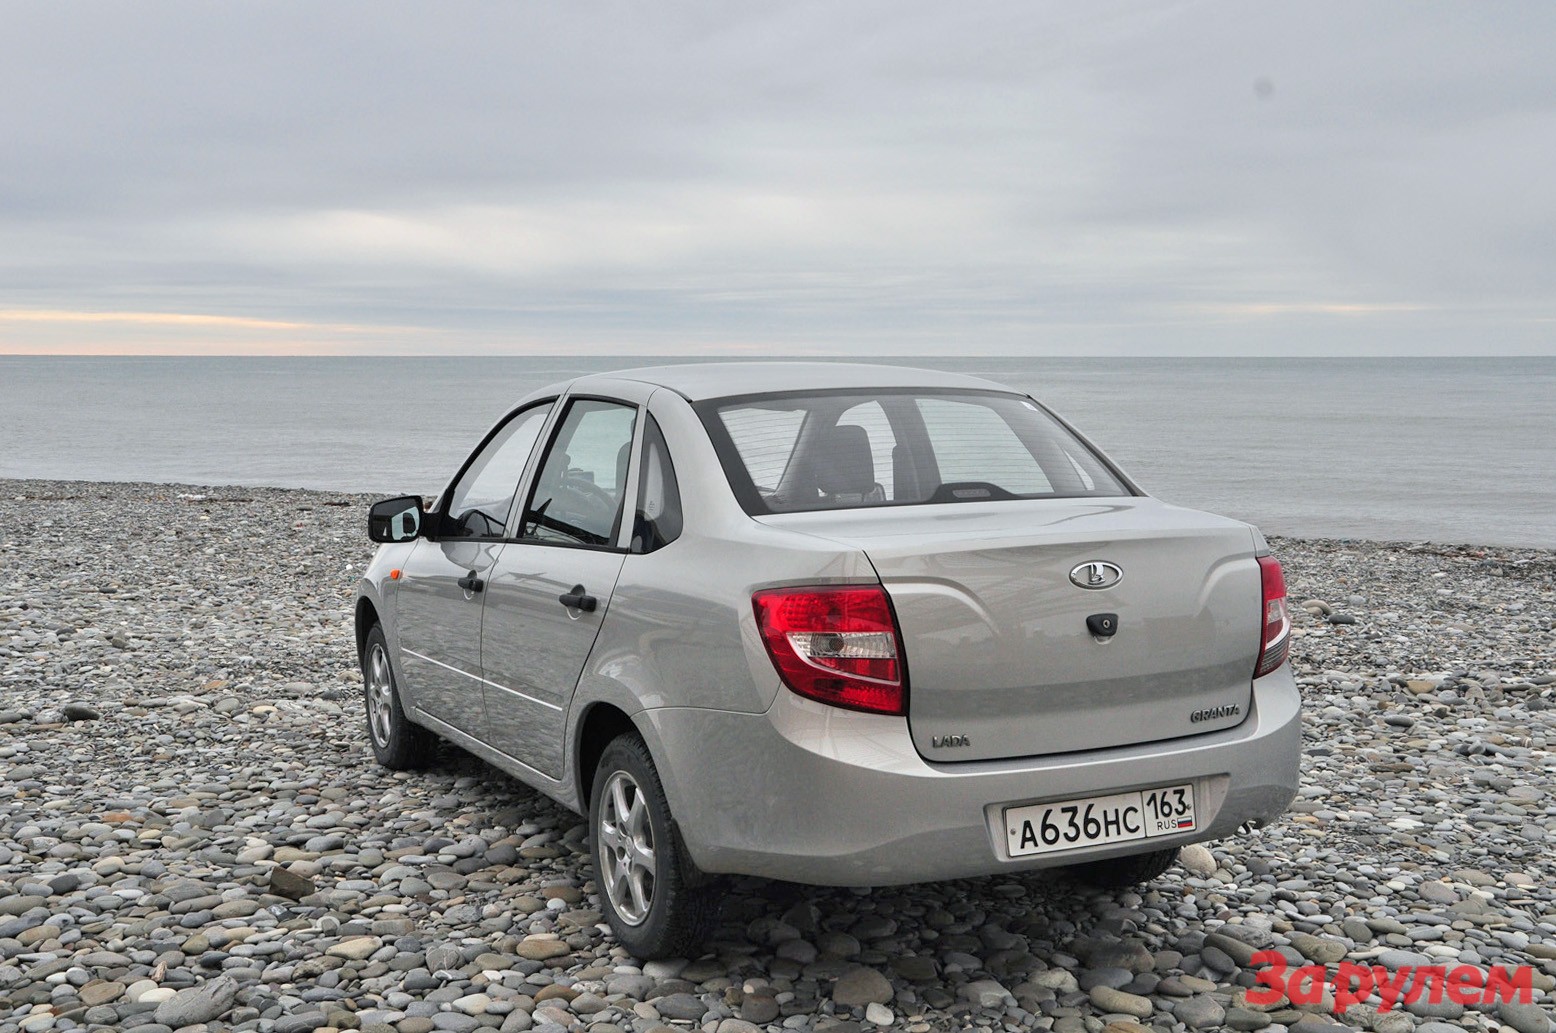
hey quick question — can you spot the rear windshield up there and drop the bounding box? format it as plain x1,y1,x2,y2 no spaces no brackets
696,389,1132,514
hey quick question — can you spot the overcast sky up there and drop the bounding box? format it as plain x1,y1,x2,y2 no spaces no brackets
3,2,1554,356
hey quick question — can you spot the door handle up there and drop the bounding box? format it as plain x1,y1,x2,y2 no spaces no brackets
457,572,485,594
558,584,598,612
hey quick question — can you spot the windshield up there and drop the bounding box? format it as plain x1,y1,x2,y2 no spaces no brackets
697,389,1132,515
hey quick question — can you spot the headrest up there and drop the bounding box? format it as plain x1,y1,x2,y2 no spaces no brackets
816,424,875,495
616,441,631,492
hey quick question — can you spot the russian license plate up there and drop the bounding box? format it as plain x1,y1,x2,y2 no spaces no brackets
1004,783,1197,857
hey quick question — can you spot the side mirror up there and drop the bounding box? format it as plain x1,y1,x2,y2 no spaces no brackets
368,496,426,543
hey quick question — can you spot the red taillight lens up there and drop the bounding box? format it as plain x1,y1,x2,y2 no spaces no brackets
1254,555,1291,679
752,585,906,715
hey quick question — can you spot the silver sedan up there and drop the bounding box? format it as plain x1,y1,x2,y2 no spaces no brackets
355,363,1300,958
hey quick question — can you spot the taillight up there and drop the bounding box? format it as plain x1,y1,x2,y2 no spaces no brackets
1254,555,1291,679
752,585,906,715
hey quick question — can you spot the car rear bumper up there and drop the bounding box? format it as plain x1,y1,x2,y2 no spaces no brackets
643,665,1301,886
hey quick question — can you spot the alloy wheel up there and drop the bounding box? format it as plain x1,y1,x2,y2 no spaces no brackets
597,770,656,925
365,643,395,748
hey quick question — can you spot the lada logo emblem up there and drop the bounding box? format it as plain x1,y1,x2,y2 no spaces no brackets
1069,561,1123,590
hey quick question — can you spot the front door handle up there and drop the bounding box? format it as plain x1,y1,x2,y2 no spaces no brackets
558,584,598,612
457,572,485,594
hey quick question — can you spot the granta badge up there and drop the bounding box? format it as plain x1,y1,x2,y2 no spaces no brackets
1190,704,1241,723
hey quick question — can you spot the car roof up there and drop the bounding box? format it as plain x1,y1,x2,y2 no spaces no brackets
571,362,1018,402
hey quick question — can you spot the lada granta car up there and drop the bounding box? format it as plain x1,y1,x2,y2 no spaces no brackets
354,363,1300,958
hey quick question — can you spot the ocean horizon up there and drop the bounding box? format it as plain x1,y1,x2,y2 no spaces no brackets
3,354,1552,549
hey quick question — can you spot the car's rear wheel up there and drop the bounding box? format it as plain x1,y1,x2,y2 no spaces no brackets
590,733,719,958
360,624,435,770
1067,846,1178,888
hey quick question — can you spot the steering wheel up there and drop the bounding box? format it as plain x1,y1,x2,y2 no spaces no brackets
558,472,617,526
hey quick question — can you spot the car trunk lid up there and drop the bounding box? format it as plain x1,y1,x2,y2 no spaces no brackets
759,498,1262,762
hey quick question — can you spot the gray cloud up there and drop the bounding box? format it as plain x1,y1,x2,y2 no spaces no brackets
2,1,1554,354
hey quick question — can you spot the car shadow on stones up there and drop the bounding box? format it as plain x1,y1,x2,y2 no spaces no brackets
685,873,1118,1011
402,738,1163,1027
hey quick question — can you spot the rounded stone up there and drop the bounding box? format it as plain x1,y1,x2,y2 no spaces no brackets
1172,995,1225,1029
1088,986,1154,1019
833,966,895,1007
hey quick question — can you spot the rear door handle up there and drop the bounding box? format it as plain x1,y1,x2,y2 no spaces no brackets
558,584,598,612
457,572,485,594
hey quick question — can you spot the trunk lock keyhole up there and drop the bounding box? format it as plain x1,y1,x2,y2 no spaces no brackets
1086,613,1119,638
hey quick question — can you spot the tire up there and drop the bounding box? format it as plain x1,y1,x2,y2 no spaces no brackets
360,624,436,770
590,733,720,959
1067,846,1178,889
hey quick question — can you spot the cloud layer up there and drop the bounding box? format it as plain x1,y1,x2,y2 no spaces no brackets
3,2,1554,354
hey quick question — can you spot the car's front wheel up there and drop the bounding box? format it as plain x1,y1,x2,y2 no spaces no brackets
360,624,435,770
590,733,719,958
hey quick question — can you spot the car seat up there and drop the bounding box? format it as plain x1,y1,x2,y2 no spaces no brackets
814,425,886,505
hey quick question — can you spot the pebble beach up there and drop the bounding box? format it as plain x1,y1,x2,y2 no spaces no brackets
1,480,1553,1033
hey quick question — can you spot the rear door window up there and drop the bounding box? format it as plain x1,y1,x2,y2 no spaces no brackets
519,399,638,547
631,415,682,554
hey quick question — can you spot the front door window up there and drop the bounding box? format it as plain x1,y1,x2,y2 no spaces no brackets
445,403,553,539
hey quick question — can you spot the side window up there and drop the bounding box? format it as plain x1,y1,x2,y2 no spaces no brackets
446,403,553,538
521,399,638,547
631,416,682,554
